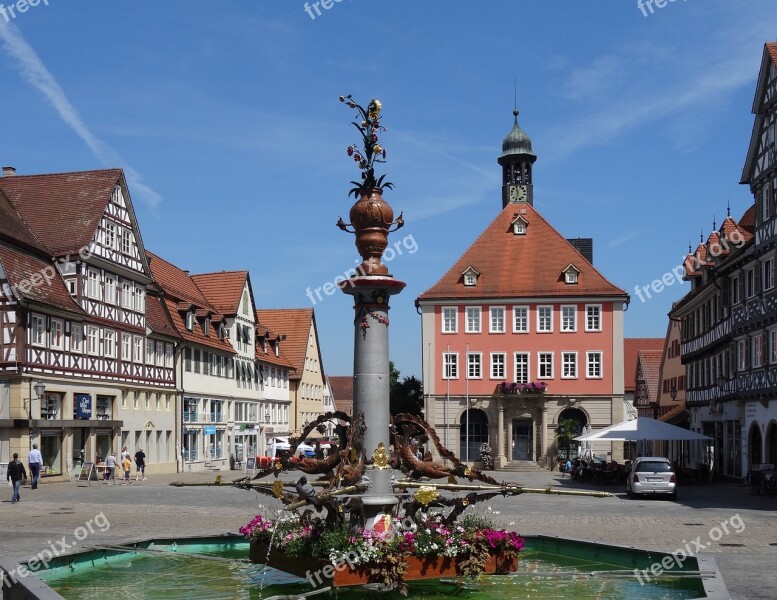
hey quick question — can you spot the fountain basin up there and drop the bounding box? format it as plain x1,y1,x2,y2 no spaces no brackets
0,533,730,599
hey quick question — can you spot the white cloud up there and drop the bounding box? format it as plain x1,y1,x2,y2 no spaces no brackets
0,22,162,207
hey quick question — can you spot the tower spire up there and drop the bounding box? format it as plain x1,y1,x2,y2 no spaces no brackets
498,100,536,208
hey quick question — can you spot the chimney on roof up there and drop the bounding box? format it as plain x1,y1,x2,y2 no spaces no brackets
2,166,16,177
567,237,594,265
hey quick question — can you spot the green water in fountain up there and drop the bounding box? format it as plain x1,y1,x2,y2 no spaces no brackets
39,541,706,599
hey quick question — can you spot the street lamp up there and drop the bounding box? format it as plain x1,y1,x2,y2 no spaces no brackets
669,386,677,401
710,376,727,415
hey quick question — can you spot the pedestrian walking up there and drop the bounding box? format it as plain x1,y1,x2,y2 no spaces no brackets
7,453,27,503
28,443,43,489
104,451,117,484
134,448,146,481
121,454,133,485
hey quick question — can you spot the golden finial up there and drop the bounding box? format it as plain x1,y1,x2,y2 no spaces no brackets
372,442,389,470
414,485,440,506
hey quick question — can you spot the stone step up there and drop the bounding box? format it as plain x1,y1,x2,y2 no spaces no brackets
499,461,545,472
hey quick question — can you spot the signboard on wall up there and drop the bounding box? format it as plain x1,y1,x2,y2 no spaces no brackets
0,463,7,482
75,394,92,419
204,425,216,435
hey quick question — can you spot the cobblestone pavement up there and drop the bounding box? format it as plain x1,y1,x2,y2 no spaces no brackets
1,469,776,598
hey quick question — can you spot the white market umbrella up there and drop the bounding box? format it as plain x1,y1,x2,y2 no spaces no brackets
574,417,711,442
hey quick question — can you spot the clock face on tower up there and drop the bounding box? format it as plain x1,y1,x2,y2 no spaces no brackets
509,184,527,202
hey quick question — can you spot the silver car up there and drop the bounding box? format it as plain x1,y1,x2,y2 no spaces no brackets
625,457,677,500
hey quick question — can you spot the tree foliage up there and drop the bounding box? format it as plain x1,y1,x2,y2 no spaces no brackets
389,361,423,417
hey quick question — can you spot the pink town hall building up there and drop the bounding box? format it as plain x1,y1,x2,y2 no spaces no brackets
416,109,629,469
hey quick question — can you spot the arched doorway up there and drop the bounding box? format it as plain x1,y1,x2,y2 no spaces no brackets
748,422,763,469
766,422,777,465
557,408,587,460
460,408,488,463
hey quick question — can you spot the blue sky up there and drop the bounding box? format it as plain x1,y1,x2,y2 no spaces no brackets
1,0,776,380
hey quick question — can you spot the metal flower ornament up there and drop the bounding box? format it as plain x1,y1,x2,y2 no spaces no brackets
340,94,394,197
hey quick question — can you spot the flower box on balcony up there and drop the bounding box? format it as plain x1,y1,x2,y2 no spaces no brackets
499,382,547,395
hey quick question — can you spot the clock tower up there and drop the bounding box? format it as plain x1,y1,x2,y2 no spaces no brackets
498,108,536,208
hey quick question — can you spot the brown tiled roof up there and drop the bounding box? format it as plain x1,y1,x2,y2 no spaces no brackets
417,203,627,300
329,376,353,415
738,205,755,235
624,338,664,393
147,251,211,307
145,287,183,340
0,241,85,315
0,169,123,256
637,349,664,403
0,189,46,253
191,271,249,315
163,298,235,353
256,344,295,370
256,308,324,381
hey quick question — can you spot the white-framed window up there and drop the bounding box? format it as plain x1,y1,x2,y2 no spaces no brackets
561,305,577,332
146,339,155,365
122,282,132,308
121,333,131,360
134,287,145,313
764,258,774,291
464,273,477,286
489,307,505,333
467,353,482,379
71,325,83,353
31,314,45,346
443,353,458,379
513,306,529,333
121,229,132,255
771,329,777,365
731,275,740,304
104,330,116,358
87,270,100,299
166,344,174,369
565,271,578,284
104,221,116,249
763,184,772,222
156,341,164,367
538,352,553,378
465,307,481,333
746,268,755,299
585,305,602,331
186,312,195,331
752,334,763,368
133,336,143,362
442,307,457,333
105,276,116,305
586,351,603,378
87,326,99,355
562,352,577,378
537,305,552,332
737,338,747,371
514,352,529,383
50,318,63,349
490,353,506,379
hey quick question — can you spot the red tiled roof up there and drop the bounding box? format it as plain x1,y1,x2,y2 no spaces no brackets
329,376,353,415
147,251,211,307
624,338,664,393
256,344,295,370
191,271,249,315
738,205,755,235
163,298,235,353
768,43,777,68
637,349,664,403
256,308,324,381
417,203,627,300
0,241,85,315
0,169,122,256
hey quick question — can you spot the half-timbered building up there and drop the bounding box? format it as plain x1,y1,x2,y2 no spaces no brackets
0,169,177,479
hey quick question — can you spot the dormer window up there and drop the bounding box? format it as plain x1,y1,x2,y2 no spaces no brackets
461,266,480,287
185,311,195,331
203,317,210,336
562,263,581,285
510,214,529,236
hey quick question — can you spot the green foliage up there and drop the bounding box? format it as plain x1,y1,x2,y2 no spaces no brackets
310,521,350,559
389,361,424,417
556,418,581,460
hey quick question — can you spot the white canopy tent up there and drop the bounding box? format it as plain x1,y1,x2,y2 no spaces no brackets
267,437,316,457
573,417,711,442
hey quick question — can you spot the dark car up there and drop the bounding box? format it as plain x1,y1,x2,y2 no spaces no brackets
626,457,677,500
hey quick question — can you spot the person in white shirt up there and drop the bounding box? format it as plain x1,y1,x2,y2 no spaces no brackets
104,451,117,484
28,444,43,490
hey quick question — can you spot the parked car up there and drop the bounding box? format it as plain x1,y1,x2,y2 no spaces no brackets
625,457,677,500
